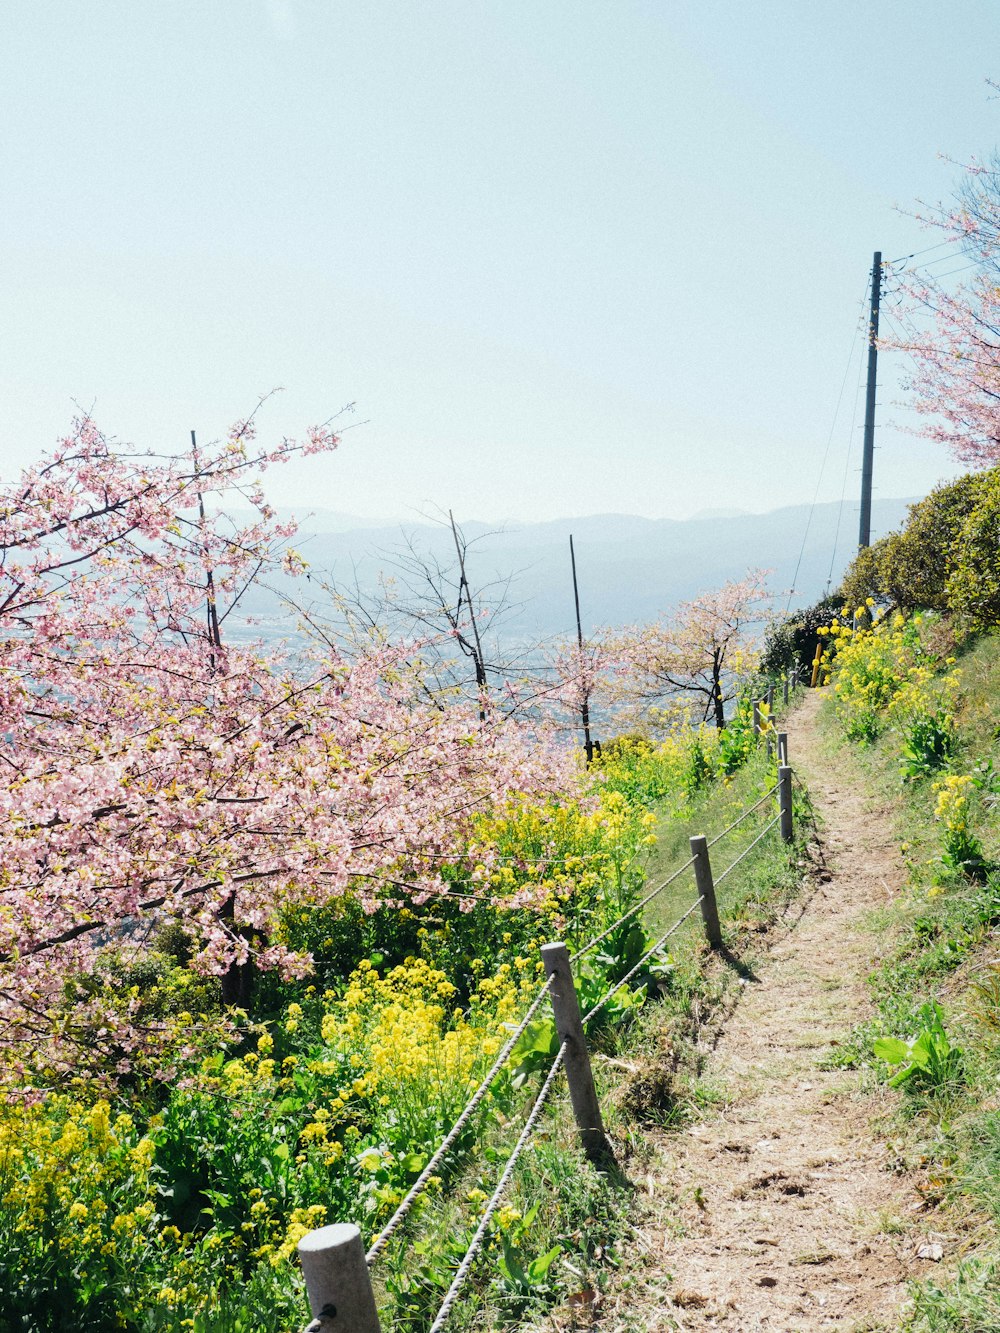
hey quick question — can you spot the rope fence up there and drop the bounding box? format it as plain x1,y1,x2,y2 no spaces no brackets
426,1043,569,1333
569,854,696,964
581,893,706,1026
297,667,808,1332
364,975,554,1264
714,812,783,887
707,783,778,848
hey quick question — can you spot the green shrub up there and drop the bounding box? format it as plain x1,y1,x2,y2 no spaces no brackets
948,468,1000,629
840,472,986,615
760,594,843,677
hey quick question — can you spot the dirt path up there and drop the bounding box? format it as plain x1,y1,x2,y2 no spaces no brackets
615,691,921,1331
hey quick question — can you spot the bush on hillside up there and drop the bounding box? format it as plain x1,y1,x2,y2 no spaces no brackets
840,472,987,614
948,469,1000,629
760,594,844,677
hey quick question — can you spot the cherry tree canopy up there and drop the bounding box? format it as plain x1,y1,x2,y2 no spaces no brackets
1,416,572,1071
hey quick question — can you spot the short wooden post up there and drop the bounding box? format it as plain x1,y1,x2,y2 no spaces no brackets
540,942,608,1162
298,1224,382,1333
777,731,788,766
779,765,793,844
766,684,774,710
690,835,722,949
752,699,761,735
783,674,789,706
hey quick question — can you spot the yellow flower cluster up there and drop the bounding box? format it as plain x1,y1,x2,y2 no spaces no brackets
822,611,954,743
0,1094,167,1294
934,773,973,833
308,955,528,1146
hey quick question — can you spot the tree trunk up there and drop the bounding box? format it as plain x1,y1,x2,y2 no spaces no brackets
712,653,726,729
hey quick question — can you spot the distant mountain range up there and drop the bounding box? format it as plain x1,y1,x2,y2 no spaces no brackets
230,496,914,641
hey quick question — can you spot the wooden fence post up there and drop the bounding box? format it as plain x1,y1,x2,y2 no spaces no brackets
298,1224,382,1333
752,699,761,735
540,943,609,1163
766,684,774,710
776,731,788,766
810,643,823,688
783,674,789,706
779,765,794,844
690,835,722,949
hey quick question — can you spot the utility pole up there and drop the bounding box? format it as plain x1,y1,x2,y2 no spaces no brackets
569,534,594,763
858,251,882,550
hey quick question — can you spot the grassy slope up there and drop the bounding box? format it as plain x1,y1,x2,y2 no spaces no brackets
814,632,1000,1331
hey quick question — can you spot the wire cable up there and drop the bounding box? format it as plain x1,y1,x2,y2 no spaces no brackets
886,236,965,264
365,976,554,1264
425,1043,568,1333
827,308,870,592
785,276,871,613
926,261,982,281
713,814,782,887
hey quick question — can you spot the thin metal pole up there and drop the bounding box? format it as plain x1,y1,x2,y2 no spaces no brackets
569,535,594,763
858,251,882,550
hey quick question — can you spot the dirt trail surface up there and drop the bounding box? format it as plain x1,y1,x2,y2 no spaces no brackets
615,691,921,1331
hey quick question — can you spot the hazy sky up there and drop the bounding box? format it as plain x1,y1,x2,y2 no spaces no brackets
2,2,995,526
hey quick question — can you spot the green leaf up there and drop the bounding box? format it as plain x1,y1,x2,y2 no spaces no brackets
527,1246,562,1282
873,1037,911,1065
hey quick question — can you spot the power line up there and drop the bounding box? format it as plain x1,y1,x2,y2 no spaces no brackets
886,236,965,265
827,315,869,592
784,275,871,614
928,261,983,281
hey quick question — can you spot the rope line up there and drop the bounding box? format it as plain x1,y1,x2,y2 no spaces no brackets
570,779,780,965
425,1043,568,1333
569,855,696,964
581,895,706,1025
714,814,782,887
707,784,778,848
365,976,554,1264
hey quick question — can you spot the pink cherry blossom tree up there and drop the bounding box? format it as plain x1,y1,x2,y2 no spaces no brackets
1,413,572,1075
888,149,1000,467
609,572,771,730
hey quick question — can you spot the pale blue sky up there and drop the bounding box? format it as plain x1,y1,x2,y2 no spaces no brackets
1,2,994,523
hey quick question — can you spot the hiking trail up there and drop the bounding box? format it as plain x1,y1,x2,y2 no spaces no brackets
609,690,928,1331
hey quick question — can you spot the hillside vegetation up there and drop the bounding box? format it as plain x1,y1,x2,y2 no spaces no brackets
0,417,812,1332
802,484,1000,1330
